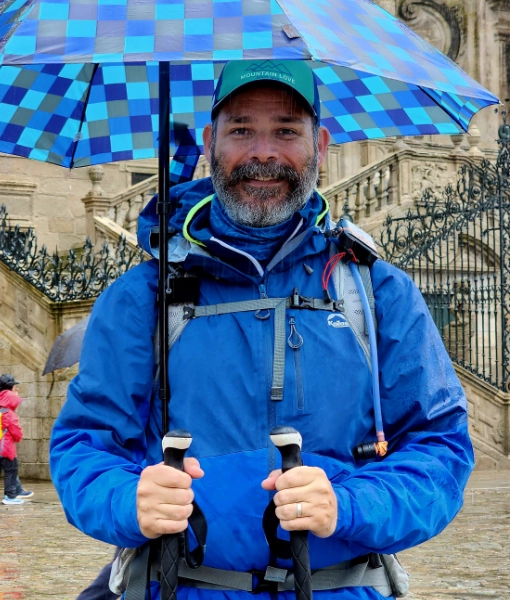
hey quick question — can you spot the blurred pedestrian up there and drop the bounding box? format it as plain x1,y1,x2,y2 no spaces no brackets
0,374,33,505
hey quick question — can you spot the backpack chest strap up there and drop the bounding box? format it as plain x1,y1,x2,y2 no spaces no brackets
186,295,341,402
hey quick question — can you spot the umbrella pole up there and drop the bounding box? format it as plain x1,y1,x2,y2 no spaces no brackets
158,60,171,437
158,60,182,600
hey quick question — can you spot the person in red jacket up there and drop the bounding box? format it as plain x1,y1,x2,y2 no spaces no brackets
0,374,28,505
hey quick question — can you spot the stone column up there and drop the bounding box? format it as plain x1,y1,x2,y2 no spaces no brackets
81,165,111,245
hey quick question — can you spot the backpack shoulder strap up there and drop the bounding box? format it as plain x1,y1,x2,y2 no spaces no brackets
359,263,377,336
152,270,195,402
331,245,377,370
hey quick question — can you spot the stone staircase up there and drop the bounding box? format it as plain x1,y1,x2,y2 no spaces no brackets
321,134,491,233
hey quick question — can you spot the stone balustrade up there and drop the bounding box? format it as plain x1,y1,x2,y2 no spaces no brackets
83,156,213,243
108,174,157,234
321,132,491,233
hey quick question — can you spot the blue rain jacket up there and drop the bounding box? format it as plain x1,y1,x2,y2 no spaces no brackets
50,177,474,600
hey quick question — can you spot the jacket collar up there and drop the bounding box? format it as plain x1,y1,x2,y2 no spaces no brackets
179,191,330,280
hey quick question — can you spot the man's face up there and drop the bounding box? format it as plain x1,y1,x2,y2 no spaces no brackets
12,385,19,396
203,84,330,227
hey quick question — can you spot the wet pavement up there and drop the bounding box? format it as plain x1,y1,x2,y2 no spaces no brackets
0,471,509,599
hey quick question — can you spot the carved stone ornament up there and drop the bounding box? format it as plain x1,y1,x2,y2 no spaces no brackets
410,160,451,199
399,0,461,60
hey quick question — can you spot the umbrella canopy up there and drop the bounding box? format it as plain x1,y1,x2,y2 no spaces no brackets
0,0,499,171
42,315,90,375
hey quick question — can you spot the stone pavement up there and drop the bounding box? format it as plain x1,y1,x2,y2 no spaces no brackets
0,471,509,600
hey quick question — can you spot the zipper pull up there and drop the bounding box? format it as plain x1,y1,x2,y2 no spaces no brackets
256,284,270,320
288,317,304,349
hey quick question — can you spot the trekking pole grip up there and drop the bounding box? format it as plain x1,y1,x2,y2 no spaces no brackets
270,426,313,600
160,430,192,600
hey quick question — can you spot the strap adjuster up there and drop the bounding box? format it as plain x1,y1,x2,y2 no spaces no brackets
251,568,287,594
183,306,195,319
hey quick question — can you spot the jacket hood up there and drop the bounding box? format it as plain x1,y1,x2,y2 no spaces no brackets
137,178,214,258
0,389,22,411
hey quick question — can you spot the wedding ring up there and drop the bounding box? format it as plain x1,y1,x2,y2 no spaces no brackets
296,502,302,518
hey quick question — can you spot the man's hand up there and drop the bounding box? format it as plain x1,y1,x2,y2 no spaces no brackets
261,466,338,538
137,458,204,539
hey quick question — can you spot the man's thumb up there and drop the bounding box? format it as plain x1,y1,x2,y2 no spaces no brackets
184,457,204,479
261,469,282,490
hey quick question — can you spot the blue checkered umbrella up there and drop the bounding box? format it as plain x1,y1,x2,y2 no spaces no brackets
0,0,499,177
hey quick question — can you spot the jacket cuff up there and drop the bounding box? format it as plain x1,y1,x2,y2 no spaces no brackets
112,476,152,548
332,484,354,538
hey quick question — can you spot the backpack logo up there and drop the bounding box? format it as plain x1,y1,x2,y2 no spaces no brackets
327,314,350,329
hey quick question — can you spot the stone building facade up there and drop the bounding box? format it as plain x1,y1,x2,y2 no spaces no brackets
1,0,510,479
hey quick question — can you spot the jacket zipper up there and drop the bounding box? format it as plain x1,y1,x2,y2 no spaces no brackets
288,317,305,412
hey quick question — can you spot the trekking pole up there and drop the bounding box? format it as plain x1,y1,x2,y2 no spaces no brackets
270,426,312,600
160,429,192,600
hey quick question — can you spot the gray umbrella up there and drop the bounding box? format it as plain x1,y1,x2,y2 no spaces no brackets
43,316,90,376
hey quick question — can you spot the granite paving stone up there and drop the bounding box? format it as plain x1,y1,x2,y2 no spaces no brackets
0,472,509,599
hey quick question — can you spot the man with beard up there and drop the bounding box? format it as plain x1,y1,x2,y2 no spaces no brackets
50,61,473,600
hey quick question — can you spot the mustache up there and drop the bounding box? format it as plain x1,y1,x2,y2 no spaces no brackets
227,162,300,186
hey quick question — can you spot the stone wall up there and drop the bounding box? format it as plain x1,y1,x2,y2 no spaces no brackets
0,155,158,253
0,261,94,480
456,366,510,470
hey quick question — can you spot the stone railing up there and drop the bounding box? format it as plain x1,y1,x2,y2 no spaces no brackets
107,175,157,234
321,127,492,233
83,156,211,242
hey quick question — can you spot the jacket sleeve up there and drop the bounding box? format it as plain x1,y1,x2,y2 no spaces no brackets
5,411,23,442
50,267,158,548
330,261,474,554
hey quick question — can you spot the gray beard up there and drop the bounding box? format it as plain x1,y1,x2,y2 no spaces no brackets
210,141,319,228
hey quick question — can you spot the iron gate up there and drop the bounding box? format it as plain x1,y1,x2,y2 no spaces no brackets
0,204,145,302
379,117,510,391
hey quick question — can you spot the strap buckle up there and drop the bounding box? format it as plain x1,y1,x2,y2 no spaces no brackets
290,287,313,309
333,300,344,312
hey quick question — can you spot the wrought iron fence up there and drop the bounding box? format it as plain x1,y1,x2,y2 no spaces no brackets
0,204,145,302
379,116,510,391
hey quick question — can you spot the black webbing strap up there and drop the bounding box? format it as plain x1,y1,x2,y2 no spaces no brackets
184,501,208,568
125,543,152,600
262,498,292,560
125,502,207,599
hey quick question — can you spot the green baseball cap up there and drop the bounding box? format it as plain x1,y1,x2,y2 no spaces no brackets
212,60,321,119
